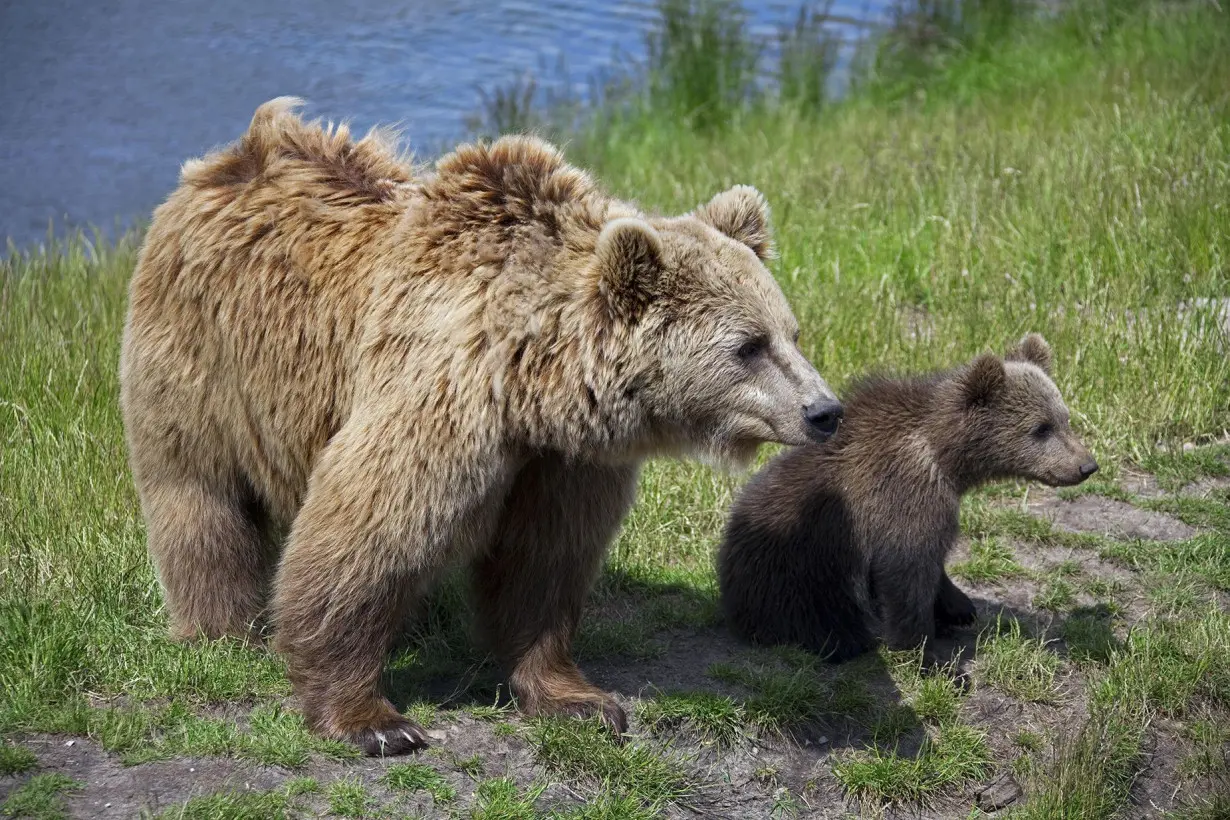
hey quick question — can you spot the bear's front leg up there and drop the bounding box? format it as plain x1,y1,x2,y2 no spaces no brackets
472,455,639,735
272,404,507,755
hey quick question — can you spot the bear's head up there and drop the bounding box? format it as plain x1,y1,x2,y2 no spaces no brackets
591,185,839,467
946,334,1098,488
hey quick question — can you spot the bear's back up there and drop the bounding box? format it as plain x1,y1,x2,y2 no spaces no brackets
121,99,421,523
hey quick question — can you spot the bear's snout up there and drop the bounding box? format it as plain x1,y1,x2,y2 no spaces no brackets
804,399,844,442
1078,460,1099,479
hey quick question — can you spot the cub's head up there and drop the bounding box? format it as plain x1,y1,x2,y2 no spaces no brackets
592,185,839,467
950,334,1097,487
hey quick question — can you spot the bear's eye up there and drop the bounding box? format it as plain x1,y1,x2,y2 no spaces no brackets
737,337,768,361
1032,422,1053,439
792,328,801,345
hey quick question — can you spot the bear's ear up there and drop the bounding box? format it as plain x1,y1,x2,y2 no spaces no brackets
595,217,664,319
963,353,1006,407
694,185,774,260
1006,332,1053,374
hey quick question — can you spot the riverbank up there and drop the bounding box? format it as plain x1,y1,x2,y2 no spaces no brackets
3,1,1229,817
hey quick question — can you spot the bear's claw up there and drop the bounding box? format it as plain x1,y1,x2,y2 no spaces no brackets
353,718,430,756
558,697,628,739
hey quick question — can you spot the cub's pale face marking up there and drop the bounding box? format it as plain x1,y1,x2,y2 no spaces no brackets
963,333,1098,488
996,361,1097,486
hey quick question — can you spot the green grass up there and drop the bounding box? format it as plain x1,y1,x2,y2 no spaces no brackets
833,723,992,805
528,718,692,807
976,619,1062,704
949,536,1025,584
1,774,81,820
0,744,37,775
154,790,297,820
1061,605,1122,664
324,777,371,818
1033,576,1078,612
2,0,1230,815
1011,711,1145,820
635,690,746,746
706,652,875,735
153,780,321,819
381,762,458,803
909,674,962,726
469,778,548,820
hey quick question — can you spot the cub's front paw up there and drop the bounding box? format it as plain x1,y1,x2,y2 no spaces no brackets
935,589,977,628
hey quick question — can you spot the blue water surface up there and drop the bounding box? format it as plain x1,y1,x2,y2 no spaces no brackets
0,0,888,246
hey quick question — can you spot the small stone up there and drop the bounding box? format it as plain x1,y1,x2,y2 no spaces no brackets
426,729,448,742
64,740,74,747
977,773,1022,812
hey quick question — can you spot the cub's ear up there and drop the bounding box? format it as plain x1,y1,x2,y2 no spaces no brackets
963,353,1006,407
694,185,774,260
1007,332,1053,373
595,217,664,320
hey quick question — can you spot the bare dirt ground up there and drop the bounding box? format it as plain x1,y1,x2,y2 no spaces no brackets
3,471,1228,819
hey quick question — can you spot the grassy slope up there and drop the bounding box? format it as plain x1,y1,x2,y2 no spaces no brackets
2,2,1230,818
583,0,1230,598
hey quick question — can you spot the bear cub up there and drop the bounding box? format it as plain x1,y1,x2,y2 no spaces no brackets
718,334,1098,663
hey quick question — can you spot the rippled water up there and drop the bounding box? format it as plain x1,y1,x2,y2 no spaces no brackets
0,0,889,245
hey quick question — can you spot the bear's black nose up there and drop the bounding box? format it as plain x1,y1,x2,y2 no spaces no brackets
1079,460,1099,477
804,399,844,441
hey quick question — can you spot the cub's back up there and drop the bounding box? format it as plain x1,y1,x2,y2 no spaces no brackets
718,443,872,655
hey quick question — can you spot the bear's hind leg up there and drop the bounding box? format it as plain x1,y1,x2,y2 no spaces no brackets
473,456,638,734
139,477,275,642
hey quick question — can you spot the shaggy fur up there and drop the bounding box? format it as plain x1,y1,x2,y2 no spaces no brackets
717,335,1098,664
120,97,839,755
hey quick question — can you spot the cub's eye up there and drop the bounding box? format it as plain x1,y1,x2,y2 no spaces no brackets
1032,422,1053,439
737,337,768,361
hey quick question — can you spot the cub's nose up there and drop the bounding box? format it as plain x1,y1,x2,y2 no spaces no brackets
804,399,844,442
1079,460,1099,478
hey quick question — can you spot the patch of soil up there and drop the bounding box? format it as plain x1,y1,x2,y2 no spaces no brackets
4,737,290,819
3,719,570,820
1030,496,1199,541
1120,470,1166,499
1120,471,1230,501
1180,476,1230,499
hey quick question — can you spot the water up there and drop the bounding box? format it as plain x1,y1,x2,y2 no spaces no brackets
0,0,889,247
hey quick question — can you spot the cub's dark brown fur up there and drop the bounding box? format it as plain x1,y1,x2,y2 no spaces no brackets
718,335,1098,662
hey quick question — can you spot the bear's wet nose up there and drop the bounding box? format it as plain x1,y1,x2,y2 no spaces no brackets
804,399,844,441
1079,460,1099,478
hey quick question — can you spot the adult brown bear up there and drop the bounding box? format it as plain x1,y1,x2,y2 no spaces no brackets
119,98,841,755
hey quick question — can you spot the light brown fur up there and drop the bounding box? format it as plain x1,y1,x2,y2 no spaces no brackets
120,98,837,755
